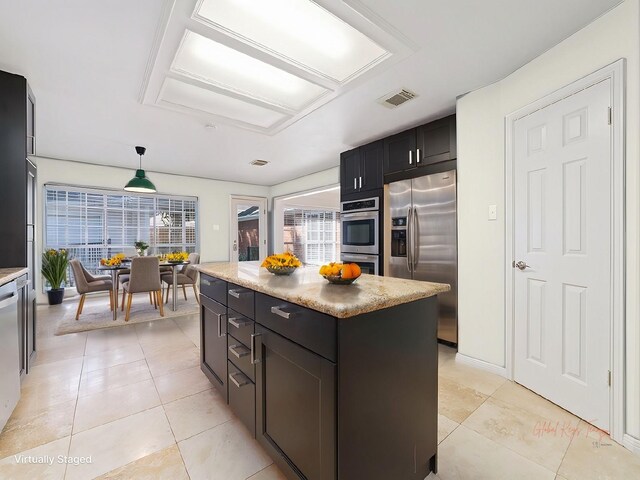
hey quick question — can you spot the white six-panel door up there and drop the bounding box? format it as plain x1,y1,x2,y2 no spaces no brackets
513,79,612,430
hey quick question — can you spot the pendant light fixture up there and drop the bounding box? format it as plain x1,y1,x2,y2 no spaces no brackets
124,146,157,193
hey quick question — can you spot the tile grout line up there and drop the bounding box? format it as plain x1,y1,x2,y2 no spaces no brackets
63,353,86,480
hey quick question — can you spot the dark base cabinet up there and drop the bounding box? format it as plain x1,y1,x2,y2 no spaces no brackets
200,274,438,480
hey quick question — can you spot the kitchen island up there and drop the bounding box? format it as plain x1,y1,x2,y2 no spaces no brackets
195,262,449,480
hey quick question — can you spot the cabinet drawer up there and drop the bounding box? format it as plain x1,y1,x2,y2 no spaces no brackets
200,274,227,305
255,293,336,362
228,362,255,436
228,334,255,382
227,283,254,319
227,309,254,347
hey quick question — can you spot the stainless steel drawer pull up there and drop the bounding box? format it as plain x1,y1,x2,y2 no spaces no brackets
228,289,247,299
270,306,293,319
229,372,250,388
416,148,421,163
214,312,226,338
251,333,261,365
409,150,413,165
228,317,251,329
229,343,250,359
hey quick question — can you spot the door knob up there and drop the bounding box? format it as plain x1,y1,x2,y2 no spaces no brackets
514,261,530,270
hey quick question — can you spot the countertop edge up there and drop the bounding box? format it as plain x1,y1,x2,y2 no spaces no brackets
195,264,450,319
0,268,29,287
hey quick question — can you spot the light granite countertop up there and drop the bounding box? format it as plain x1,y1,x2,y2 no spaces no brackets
0,267,28,287
195,262,450,319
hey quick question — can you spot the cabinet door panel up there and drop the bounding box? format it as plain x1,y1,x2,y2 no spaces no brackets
360,140,383,192
255,325,336,480
416,115,456,166
383,129,417,175
340,148,360,195
200,295,227,399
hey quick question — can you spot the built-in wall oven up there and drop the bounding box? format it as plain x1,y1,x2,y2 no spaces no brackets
340,197,379,255
340,197,380,274
340,253,379,276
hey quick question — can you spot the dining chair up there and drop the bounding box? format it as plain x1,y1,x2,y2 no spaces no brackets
119,268,157,311
70,259,113,320
121,256,164,322
162,253,200,304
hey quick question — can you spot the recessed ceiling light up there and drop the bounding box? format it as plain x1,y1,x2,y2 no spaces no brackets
194,0,389,82
173,31,327,111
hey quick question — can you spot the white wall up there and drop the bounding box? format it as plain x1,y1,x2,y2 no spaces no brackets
35,156,269,301
269,167,339,199
457,0,640,439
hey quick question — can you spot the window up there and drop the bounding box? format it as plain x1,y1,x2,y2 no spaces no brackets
44,185,197,286
282,208,340,266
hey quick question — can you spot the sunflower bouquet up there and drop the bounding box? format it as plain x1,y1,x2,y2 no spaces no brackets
261,252,302,275
100,253,126,267
166,251,189,263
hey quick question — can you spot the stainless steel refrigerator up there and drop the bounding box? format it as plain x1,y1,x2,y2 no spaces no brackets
388,170,458,344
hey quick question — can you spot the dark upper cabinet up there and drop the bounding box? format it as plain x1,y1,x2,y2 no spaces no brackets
26,85,35,156
416,114,456,166
360,140,383,192
255,324,336,480
383,128,417,174
340,148,360,196
340,141,383,197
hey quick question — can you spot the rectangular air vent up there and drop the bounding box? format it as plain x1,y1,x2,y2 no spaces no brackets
378,88,418,108
250,159,269,166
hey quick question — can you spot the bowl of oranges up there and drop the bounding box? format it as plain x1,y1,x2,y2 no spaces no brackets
319,262,362,285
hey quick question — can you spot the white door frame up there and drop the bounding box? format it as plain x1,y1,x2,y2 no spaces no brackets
505,59,625,442
229,195,268,261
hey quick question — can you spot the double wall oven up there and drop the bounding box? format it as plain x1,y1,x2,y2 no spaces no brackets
340,197,379,275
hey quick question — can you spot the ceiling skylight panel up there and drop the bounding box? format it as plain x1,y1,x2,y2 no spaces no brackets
173,31,327,111
194,0,389,82
159,78,288,129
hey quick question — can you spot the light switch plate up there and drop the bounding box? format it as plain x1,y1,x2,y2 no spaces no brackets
488,205,497,221
213,224,220,231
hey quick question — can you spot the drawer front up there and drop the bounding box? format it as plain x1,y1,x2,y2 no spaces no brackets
227,309,254,347
200,274,227,305
228,334,255,382
228,361,255,437
227,283,254,319
255,293,336,362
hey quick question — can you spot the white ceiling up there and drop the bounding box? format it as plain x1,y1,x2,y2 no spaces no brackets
0,0,622,186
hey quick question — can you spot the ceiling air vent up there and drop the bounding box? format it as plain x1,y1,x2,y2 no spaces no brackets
378,88,418,108
250,159,269,166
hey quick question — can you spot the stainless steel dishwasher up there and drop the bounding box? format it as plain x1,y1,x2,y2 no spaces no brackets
0,280,20,430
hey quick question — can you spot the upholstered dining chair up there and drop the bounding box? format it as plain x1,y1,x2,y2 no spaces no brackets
70,259,113,320
162,253,200,304
121,256,164,321
119,268,157,311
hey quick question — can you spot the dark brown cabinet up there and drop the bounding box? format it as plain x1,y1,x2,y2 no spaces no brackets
416,114,456,166
200,294,228,399
372,114,457,178
383,128,417,174
0,70,37,376
255,324,336,480
199,274,439,480
340,140,383,197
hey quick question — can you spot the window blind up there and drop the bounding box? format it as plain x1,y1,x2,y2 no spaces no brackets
44,185,198,287
282,208,340,266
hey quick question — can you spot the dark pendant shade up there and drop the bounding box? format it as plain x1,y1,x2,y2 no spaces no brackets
124,146,156,193
124,169,156,193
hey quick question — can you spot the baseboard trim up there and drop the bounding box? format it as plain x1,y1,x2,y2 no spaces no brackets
623,434,640,454
455,352,509,378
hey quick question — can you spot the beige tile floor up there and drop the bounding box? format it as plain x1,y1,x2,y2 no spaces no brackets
1,296,640,479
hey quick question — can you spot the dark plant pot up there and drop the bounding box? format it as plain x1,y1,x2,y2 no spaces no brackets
47,288,65,305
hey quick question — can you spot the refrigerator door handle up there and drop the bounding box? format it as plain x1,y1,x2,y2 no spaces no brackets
413,207,419,268
406,207,412,273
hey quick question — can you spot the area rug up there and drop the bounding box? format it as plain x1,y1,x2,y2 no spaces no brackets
55,294,199,335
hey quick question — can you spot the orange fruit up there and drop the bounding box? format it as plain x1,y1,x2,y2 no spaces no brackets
341,264,354,279
350,263,361,278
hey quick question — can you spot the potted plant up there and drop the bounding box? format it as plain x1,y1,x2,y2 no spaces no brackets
42,248,69,305
134,241,149,256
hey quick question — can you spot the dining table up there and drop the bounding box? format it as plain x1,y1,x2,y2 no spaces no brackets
97,259,190,320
